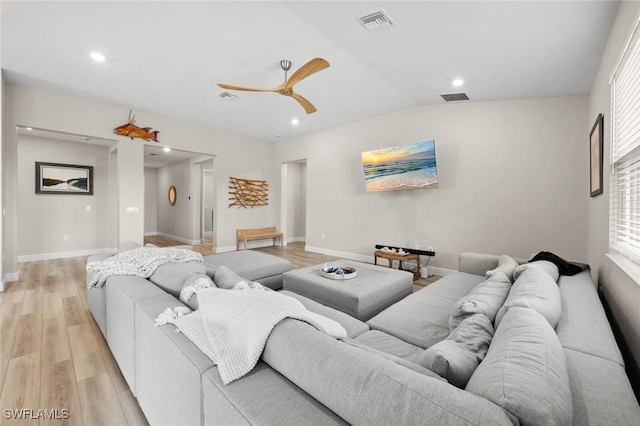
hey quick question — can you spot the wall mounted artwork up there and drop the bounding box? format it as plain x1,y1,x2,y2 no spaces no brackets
228,177,269,208
35,162,93,195
113,110,160,142
590,113,604,197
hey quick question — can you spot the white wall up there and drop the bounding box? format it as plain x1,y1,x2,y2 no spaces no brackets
144,167,158,234
3,83,275,276
587,1,640,380
17,135,114,260
156,159,199,244
274,96,589,270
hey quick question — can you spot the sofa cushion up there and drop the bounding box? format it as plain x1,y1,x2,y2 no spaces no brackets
354,330,424,364
485,255,518,282
466,307,572,426
203,250,292,280
419,314,494,388
280,291,369,338
148,261,206,297
213,265,246,290
367,272,484,349
563,348,640,426
495,267,561,328
513,260,560,282
555,271,624,365
263,319,513,426
449,271,511,330
179,273,215,310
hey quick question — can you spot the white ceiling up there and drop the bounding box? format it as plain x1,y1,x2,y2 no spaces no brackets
1,1,619,142
144,145,214,169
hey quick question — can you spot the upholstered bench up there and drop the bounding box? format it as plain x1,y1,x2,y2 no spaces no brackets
283,261,413,321
202,250,292,290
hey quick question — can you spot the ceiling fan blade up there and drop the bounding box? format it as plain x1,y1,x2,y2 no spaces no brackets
217,83,275,93
284,58,330,89
291,92,317,114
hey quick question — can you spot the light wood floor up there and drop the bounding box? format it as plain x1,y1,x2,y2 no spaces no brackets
0,258,148,426
1,239,439,425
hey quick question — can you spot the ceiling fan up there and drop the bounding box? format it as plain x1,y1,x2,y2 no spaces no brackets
217,58,330,114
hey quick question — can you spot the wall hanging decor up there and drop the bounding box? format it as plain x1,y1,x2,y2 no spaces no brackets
113,110,160,142
168,186,177,206
228,177,269,208
35,162,93,195
590,113,604,197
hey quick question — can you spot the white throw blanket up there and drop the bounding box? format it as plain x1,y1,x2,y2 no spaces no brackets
173,288,347,384
86,247,203,288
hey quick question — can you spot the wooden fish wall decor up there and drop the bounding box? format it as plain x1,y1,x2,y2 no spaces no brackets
113,110,160,142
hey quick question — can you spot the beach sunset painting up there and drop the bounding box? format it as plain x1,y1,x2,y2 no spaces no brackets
362,140,438,192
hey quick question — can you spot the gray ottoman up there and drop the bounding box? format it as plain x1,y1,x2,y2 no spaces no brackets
283,261,413,321
203,250,292,290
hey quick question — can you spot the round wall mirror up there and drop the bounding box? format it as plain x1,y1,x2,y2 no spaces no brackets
168,186,177,206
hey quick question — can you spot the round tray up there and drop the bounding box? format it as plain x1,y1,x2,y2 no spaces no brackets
320,266,357,280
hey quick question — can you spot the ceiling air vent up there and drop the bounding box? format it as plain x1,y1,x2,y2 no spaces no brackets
358,9,396,32
218,91,238,100
441,93,470,102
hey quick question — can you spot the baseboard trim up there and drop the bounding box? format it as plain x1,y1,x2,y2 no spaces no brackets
215,245,237,253
2,272,20,289
18,248,116,263
304,246,457,277
305,246,372,263
286,237,306,244
156,232,201,246
144,231,158,237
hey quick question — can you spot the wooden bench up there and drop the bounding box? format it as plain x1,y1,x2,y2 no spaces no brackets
236,227,283,250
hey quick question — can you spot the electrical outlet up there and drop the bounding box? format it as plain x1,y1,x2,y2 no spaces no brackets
86,205,92,212
428,246,434,252
321,233,325,240
63,235,69,242
414,244,420,250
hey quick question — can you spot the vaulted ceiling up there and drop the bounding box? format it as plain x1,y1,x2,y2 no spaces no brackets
1,1,619,141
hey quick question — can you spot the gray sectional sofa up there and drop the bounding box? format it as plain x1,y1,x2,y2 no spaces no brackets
86,249,640,425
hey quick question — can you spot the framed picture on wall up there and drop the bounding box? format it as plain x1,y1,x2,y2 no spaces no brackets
35,162,94,195
590,113,604,197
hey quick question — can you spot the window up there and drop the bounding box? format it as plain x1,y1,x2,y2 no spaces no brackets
610,20,640,264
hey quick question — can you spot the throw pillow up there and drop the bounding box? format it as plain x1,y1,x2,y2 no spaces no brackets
465,307,572,426
149,261,207,297
485,255,519,282
495,267,561,329
513,260,560,282
418,314,494,388
449,271,512,330
179,273,215,310
213,265,245,290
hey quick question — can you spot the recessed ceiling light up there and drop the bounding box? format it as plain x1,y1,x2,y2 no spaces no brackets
291,118,299,126
90,51,106,62
26,127,33,131
163,147,171,153
452,78,465,87
82,137,90,141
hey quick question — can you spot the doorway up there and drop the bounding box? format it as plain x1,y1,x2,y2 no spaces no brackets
201,168,215,249
280,160,307,245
